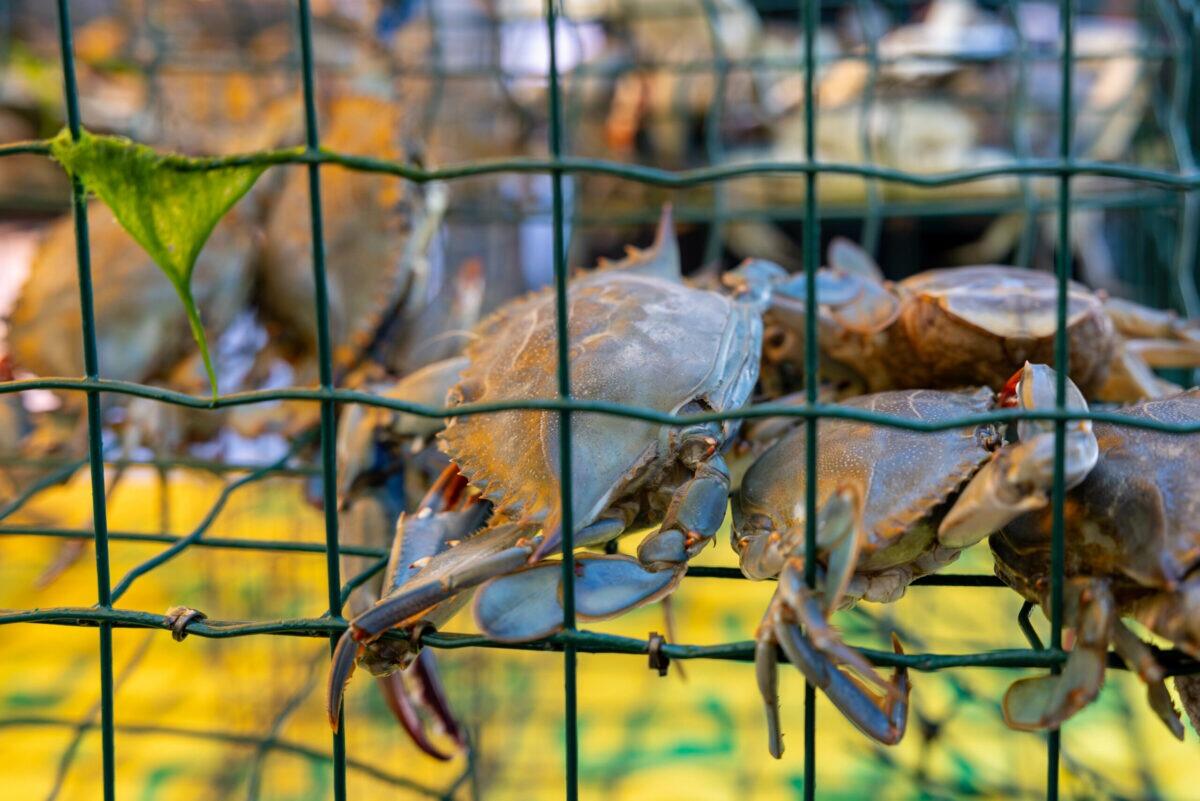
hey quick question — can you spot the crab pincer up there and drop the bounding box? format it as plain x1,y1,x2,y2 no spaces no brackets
993,387,1200,738
732,363,1100,755
329,464,489,753
327,209,768,748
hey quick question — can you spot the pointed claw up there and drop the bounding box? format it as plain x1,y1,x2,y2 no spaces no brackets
327,629,361,732
1003,583,1112,732
778,564,899,701
773,609,909,744
413,649,468,748
377,670,455,760
816,489,861,612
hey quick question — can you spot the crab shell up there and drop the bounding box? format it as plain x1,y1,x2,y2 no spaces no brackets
7,201,256,389
992,390,1200,657
769,266,1116,396
440,271,761,534
734,387,1001,598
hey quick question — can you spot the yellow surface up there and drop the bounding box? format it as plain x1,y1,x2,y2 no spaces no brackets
1,468,1196,800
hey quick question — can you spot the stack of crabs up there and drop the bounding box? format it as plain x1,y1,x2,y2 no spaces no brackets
327,207,1200,759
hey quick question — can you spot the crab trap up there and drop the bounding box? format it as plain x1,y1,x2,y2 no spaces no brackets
2,1,1200,799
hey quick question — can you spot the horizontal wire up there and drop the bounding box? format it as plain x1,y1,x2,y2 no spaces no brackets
3,378,1199,433
2,606,1197,675
4,138,1200,190
0,454,319,478
0,526,386,556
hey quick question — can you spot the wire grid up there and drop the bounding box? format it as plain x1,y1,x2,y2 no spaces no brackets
1,0,1200,799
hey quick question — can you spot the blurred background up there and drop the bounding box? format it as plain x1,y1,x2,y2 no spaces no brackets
0,0,1198,798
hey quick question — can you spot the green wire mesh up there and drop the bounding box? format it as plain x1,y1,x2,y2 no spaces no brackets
1,1,1200,800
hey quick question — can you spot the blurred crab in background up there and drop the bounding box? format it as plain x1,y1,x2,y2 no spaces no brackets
724,0,1154,277
732,362,1099,751
327,210,768,747
733,239,1200,403
258,95,444,385
991,389,1200,739
1,193,266,584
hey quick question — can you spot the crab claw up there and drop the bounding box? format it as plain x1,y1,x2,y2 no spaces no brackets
374,649,467,760
473,554,684,641
327,466,496,735
938,363,1099,548
1002,579,1112,732
755,557,909,753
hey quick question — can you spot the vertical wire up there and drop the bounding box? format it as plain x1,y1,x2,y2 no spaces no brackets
1007,0,1038,269
54,3,116,799
545,3,579,800
1049,0,1074,798
295,2,346,799
801,1,820,800
698,0,730,265
852,0,883,255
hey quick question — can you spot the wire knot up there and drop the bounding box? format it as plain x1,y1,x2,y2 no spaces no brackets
647,631,670,677
164,606,207,642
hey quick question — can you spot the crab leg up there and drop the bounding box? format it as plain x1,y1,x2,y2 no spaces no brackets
376,668,455,761
637,439,732,569
473,552,685,641
755,620,785,758
939,363,1099,548
1103,296,1200,343
1174,675,1200,736
1110,621,1185,739
1003,578,1113,731
1097,348,1183,402
1096,297,1200,401
336,358,468,504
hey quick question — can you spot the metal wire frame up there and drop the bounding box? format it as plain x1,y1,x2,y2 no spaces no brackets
0,1,1199,800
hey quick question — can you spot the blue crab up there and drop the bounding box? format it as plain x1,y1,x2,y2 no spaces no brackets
745,239,1200,403
731,363,1099,752
992,389,1200,738
327,210,767,743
